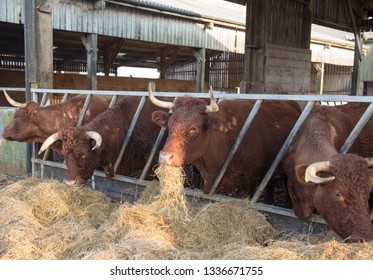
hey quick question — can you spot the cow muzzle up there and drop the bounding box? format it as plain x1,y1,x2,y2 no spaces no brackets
64,178,85,188
159,150,177,166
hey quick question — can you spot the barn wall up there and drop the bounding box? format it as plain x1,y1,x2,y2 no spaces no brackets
0,70,204,105
250,44,312,94
243,0,312,94
165,52,244,93
0,108,27,175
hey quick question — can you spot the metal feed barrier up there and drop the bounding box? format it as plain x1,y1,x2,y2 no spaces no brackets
2,86,373,232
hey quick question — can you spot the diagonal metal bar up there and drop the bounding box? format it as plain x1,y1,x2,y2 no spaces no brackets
250,101,316,205
340,102,373,154
77,94,93,126
209,99,263,194
113,96,147,174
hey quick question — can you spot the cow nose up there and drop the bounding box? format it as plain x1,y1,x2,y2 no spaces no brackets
64,178,77,187
159,151,174,165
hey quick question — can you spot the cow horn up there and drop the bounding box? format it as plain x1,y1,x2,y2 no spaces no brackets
205,86,219,113
86,131,102,150
148,83,174,109
305,161,335,184
366,157,373,167
3,90,27,108
38,132,60,155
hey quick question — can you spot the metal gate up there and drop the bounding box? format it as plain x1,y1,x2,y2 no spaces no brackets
3,86,373,231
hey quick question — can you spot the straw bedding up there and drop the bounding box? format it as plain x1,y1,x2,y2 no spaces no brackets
0,166,372,260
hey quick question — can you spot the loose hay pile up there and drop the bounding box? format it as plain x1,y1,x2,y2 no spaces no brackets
0,166,372,260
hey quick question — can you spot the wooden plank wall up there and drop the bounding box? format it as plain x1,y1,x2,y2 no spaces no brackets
262,44,311,94
0,70,203,105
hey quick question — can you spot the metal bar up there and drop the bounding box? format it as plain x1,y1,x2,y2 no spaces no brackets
250,101,316,204
139,126,167,180
27,88,373,103
340,102,373,154
209,99,264,194
252,203,326,225
62,93,69,102
109,95,118,108
113,96,147,174
77,94,93,126
40,92,49,105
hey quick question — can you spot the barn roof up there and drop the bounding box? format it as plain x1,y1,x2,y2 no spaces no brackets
107,0,246,26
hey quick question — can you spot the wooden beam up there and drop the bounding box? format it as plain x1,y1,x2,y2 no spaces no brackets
81,33,98,90
104,39,126,76
36,0,60,13
160,47,181,78
347,0,362,61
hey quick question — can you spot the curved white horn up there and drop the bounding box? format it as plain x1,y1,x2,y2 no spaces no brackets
38,132,60,155
366,157,373,167
148,83,174,109
305,161,335,184
3,90,27,108
86,131,102,150
205,86,219,113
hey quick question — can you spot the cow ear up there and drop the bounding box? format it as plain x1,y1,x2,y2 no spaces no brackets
295,164,316,187
25,101,39,113
152,111,170,127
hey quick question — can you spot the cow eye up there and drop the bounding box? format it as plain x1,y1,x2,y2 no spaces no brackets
188,127,198,134
335,191,342,198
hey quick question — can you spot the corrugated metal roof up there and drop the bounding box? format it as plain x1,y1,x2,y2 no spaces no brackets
109,0,246,26
311,24,356,47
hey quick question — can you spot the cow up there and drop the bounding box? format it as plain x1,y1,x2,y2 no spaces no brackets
149,86,301,198
38,96,165,187
282,103,373,242
2,90,112,145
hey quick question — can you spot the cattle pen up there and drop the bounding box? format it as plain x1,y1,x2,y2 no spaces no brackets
2,86,373,233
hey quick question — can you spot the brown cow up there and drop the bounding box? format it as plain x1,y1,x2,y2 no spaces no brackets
282,103,373,242
150,87,301,197
2,90,111,144
38,96,164,187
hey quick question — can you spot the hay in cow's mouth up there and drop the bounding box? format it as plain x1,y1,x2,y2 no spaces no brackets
0,173,373,260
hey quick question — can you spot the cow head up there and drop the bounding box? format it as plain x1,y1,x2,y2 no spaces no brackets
149,84,219,167
2,90,45,142
302,154,373,242
39,128,103,187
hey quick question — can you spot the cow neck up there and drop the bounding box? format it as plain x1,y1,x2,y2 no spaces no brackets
82,97,136,136
37,102,81,137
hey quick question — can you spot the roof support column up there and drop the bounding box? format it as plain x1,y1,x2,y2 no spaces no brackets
193,47,206,93
35,0,55,91
81,33,98,90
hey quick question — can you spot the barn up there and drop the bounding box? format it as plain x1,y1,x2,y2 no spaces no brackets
1,0,373,262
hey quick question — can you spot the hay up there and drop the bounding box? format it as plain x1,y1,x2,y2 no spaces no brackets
0,170,373,260
180,200,275,253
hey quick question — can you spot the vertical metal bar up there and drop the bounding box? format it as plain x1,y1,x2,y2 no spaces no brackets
250,101,316,205
24,0,36,175
209,99,264,195
113,96,147,174
77,94,93,126
340,102,373,154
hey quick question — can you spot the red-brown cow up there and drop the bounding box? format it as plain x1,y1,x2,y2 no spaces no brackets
38,96,164,187
150,87,301,197
283,103,373,242
2,90,111,145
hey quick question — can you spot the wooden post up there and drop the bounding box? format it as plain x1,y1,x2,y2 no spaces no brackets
193,48,206,93
351,35,363,96
243,0,268,93
81,33,98,90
